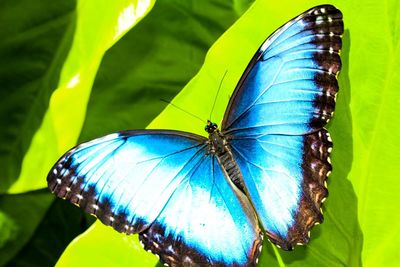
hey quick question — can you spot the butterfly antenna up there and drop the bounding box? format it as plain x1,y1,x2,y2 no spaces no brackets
160,99,206,124
209,70,228,121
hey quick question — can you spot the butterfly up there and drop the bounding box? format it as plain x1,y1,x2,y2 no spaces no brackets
47,4,343,267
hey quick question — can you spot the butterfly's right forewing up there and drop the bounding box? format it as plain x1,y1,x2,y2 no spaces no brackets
48,130,206,233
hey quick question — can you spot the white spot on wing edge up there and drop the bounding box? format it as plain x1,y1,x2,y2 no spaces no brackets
297,19,306,27
326,133,332,142
139,240,144,248
56,178,61,184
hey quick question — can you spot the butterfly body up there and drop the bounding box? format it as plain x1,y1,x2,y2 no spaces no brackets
48,5,343,267
205,120,247,193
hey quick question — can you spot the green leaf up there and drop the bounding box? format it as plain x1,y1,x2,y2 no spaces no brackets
0,190,53,266
337,0,400,265
6,0,156,194
79,0,254,141
58,223,160,267
0,0,77,193
4,198,95,267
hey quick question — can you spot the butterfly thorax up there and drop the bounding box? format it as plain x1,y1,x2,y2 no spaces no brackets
205,120,246,192
205,122,226,155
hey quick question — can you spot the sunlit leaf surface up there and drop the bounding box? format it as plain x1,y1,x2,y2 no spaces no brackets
0,0,76,193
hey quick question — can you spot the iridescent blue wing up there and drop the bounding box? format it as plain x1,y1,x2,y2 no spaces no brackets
47,130,262,266
139,147,263,266
222,5,343,249
228,130,332,250
222,5,342,136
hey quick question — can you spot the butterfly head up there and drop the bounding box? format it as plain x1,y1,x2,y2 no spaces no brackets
205,120,218,133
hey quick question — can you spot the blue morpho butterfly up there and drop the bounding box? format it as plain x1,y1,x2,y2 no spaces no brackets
48,5,343,267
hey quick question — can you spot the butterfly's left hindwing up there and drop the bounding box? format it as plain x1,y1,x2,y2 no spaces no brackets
222,5,343,250
229,129,332,249
47,130,262,266
140,149,263,266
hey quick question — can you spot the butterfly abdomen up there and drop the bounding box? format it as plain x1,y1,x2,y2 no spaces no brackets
208,131,246,193
217,149,247,193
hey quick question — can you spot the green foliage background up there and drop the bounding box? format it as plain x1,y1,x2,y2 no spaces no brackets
0,0,399,266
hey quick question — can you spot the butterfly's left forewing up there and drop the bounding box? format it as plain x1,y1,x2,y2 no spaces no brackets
223,5,343,136
222,5,343,250
47,130,262,266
